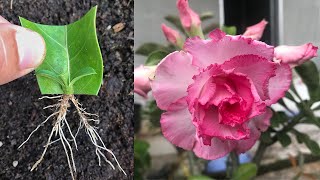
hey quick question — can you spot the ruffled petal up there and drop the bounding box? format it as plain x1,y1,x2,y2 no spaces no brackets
193,137,236,160
265,63,292,105
222,55,276,101
161,97,196,150
274,43,318,66
187,64,224,111
152,51,198,110
198,107,249,140
234,109,272,154
184,31,274,69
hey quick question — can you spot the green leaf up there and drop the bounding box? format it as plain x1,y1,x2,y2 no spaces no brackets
188,175,213,180
277,132,292,147
203,23,219,35
134,139,151,180
222,25,237,35
260,131,273,144
200,12,214,21
270,111,288,128
145,51,168,66
69,67,97,86
295,61,320,102
136,43,169,56
164,15,185,33
232,163,257,180
20,6,103,95
36,69,66,88
294,130,320,155
143,100,163,127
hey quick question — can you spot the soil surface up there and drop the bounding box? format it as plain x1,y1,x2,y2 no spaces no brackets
0,0,134,179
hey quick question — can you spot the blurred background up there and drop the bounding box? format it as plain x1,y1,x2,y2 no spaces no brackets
134,0,320,179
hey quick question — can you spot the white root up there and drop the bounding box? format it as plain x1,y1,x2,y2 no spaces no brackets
19,94,126,180
70,96,127,175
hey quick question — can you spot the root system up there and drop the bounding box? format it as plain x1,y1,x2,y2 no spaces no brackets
19,95,126,180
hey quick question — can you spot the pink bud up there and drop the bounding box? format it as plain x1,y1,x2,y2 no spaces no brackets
134,65,156,98
161,24,183,47
176,0,201,31
274,43,318,66
243,19,268,40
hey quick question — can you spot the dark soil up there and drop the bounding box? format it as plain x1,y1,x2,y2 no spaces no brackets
0,0,134,179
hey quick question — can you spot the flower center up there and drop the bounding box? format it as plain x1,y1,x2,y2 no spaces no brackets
218,95,249,127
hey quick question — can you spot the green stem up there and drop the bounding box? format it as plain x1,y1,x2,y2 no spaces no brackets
252,141,268,167
187,151,195,175
227,151,239,178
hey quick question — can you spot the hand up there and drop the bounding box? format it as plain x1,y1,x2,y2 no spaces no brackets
0,15,45,85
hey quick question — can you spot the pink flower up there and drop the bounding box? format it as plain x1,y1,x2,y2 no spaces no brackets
134,65,156,98
176,0,201,32
274,43,318,66
152,29,292,159
161,24,183,48
243,19,268,40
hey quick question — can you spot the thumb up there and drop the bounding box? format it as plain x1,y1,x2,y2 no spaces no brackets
0,22,46,85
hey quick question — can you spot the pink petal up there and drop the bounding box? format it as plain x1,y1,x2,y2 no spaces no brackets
152,51,198,110
265,63,292,105
198,107,249,140
209,28,226,42
243,19,268,40
134,65,155,98
274,43,318,66
222,54,276,101
187,64,225,110
184,33,274,69
193,137,236,160
252,108,272,132
176,0,201,31
234,109,272,154
161,23,181,44
161,97,196,150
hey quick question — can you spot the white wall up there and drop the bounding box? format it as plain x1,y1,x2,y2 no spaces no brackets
134,0,220,67
281,0,320,65
134,0,220,103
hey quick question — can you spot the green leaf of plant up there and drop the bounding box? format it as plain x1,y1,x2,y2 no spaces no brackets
134,139,151,180
260,131,273,144
36,69,66,87
188,175,213,180
270,111,288,128
143,100,163,127
222,25,237,35
200,12,214,21
20,6,103,95
145,50,168,66
277,132,292,147
294,130,320,155
136,43,169,56
164,15,185,33
232,163,258,180
295,61,320,102
69,67,97,86
232,163,257,180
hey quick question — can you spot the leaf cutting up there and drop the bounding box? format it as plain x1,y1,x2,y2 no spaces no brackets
19,6,125,179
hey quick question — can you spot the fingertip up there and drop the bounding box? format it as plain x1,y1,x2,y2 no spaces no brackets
15,29,46,70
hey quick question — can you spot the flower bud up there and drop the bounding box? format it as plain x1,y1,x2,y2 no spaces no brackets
161,24,184,48
176,0,203,38
243,19,268,40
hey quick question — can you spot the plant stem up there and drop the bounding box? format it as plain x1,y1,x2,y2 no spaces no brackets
227,151,239,178
187,151,195,175
252,141,268,167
